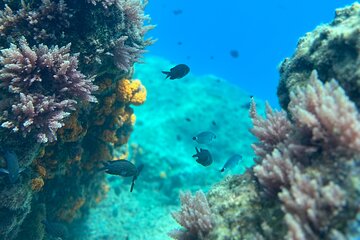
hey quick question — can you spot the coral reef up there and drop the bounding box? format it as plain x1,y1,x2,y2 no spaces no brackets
278,2,360,110
202,3,360,240
0,0,152,239
206,71,360,240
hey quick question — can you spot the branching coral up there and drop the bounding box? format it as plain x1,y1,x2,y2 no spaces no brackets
87,0,116,9
250,99,292,158
249,71,360,239
288,70,360,157
0,37,98,143
253,148,297,195
279,173,345,240
112,36,146,72
169,190,213,240
0,0,72,42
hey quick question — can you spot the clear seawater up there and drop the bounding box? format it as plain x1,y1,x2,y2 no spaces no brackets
145,0,355,107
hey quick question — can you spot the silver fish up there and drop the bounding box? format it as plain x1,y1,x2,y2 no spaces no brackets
192,131,216,144
220,154,242,172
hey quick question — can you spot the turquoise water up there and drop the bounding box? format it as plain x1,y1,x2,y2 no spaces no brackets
0,1,359,240
146,0,355,107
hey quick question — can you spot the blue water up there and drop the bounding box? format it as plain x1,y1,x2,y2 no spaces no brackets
146,0,355,107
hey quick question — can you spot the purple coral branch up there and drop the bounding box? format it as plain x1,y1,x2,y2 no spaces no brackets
0,37,98,143
112,36,146,72
0,0,72,41
279,173,345,239
250,70,359,239
249,98,293,158
289,70,360,157
169,191,213,240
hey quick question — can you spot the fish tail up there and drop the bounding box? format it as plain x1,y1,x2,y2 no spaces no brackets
161,71,170,79
130,178,135,192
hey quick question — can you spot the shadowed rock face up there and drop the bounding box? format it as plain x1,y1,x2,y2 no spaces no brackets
278,3,360,111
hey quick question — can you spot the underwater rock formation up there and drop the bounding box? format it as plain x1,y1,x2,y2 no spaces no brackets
0,0,152,239
278,2,360,110
204,71,360,240
190,3,360,240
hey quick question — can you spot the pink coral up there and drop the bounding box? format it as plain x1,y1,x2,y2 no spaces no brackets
169,191,213,240
0,37,98,143
250,70,357,239
253,148,297,195
289,70,360,156
250,98,293,158
279,173,345,240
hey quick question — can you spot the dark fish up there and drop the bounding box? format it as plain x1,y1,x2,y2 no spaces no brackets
177,41,183,45
100,160,143,192
162,64,190,80
0,151,23,184
220,154,242,172
230,50,239,58
212,121,217,126
192,147,213,167
173,9,183,15
42,220,69,239
192,131,216,145
185,117,191,122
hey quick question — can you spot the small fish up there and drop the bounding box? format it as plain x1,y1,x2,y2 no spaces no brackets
0,151,24,184
173,9,183,15
192,147,213,167
220,154,242,172
100,160,144,192
192,131,216,145
42,220,69,239
162,64,190,80
230,50,239,58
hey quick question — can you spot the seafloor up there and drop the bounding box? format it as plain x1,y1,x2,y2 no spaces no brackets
81,56,258,240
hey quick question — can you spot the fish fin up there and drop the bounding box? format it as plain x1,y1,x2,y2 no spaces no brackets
161,71,170,79
195,147,200,153
130,177,135,192
0,168,9,175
